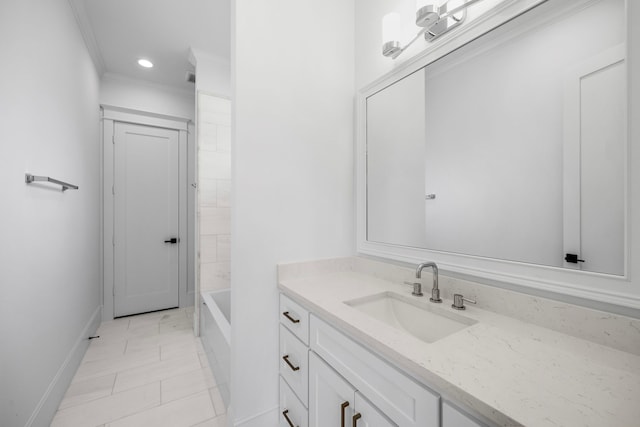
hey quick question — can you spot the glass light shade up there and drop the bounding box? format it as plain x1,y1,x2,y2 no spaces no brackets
382,13,401,44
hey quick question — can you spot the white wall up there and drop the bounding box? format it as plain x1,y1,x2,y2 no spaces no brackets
0,0,101,425
231,0,355,424
100,73,195,120
189,49,232,98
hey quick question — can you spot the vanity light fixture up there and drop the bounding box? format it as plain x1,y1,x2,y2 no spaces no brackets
382,0,486,59
137,58,154,68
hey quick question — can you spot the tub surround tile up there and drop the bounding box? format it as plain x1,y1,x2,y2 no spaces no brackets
200,262,231,291
198,178,218,207
200,235,218,263
199,208,231,235
216,180,231,207
199,153,231,180
278,257,640,427
216,235,230,262
216,125,231,153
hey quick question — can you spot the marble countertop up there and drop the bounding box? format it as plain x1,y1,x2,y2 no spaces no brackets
279,270,640,427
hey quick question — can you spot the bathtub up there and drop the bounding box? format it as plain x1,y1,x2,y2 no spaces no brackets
200,289,230,409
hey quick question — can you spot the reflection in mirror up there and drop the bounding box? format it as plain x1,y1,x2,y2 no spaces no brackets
366,0,626,275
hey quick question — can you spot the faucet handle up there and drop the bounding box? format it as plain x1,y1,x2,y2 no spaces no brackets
452,293,476,310
403,281,424,297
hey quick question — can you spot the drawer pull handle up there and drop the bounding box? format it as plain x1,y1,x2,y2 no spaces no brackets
340,401,350,427
282,355,300,371
282,409,298,427
352,413,362,427
283,311,300,324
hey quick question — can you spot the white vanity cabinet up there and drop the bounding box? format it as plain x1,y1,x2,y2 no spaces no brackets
309,315,440,426
442,402,486,427
279,293,493,427
279,294,311,427
309,352,394,427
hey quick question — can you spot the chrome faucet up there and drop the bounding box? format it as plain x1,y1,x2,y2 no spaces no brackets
416,262,441,303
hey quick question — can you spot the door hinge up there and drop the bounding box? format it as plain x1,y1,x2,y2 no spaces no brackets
112,235,115,247
112,135,115,144
112,185,115,195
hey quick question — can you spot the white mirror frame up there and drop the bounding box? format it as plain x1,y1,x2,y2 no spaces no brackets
356,0,640,310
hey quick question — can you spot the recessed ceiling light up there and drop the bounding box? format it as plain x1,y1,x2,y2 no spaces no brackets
138,59,154,68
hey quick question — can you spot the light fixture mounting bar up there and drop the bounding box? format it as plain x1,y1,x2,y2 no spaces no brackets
382,0,486,59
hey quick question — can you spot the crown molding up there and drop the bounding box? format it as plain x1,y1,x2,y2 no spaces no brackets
67,0,106,76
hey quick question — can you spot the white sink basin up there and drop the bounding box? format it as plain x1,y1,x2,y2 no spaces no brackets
345,292,476,343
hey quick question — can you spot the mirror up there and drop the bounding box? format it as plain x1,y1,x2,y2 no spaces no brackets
366,0,626,275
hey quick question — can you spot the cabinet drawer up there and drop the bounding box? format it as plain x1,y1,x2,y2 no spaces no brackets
280,376,308,427
310,315,440,427
280,294,310,345
280,325,309,405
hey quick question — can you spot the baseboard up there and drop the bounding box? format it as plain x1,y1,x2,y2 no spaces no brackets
232,405,279,427
26,305,102,427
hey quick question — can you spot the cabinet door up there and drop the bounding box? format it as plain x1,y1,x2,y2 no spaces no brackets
353,391,396,427
309,352,355,427
442,402,485,427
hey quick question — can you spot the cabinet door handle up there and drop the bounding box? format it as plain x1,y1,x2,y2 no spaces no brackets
352,412,362,427
282,355,300,371
282,311,300,324
282,409,298,427
340,401,350,427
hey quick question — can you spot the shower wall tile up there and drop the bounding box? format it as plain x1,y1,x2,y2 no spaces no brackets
200,235,218,264
216,126,231,153
197,94,231,295
216,180,231,208
198,178,217,208
199,208,230,235
200,263,230,292
216,235,230,262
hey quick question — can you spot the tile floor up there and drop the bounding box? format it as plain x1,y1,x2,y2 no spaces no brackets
51,307,227,427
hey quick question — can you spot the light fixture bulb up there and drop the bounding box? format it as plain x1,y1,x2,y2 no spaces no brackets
138,59,154,68
382,13,401,45
382,13,402,58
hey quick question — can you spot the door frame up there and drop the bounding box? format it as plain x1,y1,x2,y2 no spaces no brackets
102,105,190,321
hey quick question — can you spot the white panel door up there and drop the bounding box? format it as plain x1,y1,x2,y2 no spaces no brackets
114,122,180,317
309,352,355,427
563,45,625,275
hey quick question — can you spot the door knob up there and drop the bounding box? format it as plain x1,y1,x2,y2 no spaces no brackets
164,238,178,244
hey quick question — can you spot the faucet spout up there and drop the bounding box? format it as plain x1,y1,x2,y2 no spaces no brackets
416,262,442,303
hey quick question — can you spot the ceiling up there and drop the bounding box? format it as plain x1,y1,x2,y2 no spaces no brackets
70,0,230,92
